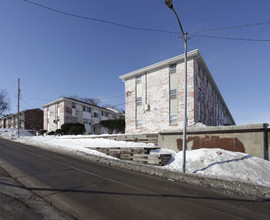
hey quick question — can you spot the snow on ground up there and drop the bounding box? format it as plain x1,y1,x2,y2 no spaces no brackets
1,129,270,188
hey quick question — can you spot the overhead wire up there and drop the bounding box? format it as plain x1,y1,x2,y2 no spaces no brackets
190,34,270,42
20,0,270,110
21,97,34,109
23,0,270,42
190,21,270,34
23,0,178,35
88,35,181,73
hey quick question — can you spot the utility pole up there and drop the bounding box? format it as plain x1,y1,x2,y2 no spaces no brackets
17,78,20,137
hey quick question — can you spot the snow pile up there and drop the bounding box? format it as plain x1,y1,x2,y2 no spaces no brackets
1,129,270,188
0,128,33,139
165,148,270,187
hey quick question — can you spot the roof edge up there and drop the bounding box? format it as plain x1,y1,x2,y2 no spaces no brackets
119,49,200,81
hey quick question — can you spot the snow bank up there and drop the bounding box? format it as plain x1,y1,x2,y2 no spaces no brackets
0,128,33,139
166,148,270,187
1,129,270,188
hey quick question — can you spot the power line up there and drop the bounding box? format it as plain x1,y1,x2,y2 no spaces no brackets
23,0,178,35
23,0,270,37
21,97,34,109
89,35,180,72
191,34,270,42
21,95,52,102
190,21,270,34
111,103,125,107
21,94,124,103
23,1,270,43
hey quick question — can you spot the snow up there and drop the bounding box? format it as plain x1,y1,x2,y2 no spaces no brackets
1,129,270,188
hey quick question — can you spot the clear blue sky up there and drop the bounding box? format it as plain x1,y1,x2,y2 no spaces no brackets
1,0,269,125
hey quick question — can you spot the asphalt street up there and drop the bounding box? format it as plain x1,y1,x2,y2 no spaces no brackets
0,138,270,220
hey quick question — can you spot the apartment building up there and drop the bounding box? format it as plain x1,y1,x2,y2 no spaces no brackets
119,49,235,134
41,97,123,134
0,108,43,131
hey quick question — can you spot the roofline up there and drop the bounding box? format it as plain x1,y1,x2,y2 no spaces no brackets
119,49,200,81
0,108,42,119
41,97,65,108
41,97,122,115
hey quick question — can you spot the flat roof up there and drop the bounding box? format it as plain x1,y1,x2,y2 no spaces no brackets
119,49,200,81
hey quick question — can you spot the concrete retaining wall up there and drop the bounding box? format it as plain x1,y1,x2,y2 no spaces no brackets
158,123,270,160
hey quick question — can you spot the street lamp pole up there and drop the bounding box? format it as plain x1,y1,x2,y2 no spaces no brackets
164,0,187,173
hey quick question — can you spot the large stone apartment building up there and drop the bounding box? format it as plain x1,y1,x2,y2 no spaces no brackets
0,108,43,131
42,97,123,134
119,49,235,134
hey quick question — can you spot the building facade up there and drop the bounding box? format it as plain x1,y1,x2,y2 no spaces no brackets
41,97,124,134
0,108,43,131
119,49,235,134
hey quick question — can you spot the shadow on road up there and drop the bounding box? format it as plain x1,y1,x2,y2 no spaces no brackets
0,180,268,203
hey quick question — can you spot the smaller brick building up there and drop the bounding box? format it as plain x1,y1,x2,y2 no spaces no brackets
0,108,43,131
42,97,124,134
119,49,235,134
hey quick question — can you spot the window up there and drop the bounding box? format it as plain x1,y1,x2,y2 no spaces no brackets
72,103,76,109
136,75,143,128
136,120,142,128
136,75,142,84
136,97,142,106
170,115,177,124
170,89,177,99
170,64,176,74
94,112,99,118
169,64,177,125
102,111,108,117
83,106,91,113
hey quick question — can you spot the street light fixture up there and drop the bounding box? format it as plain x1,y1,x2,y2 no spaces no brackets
164,0,188,173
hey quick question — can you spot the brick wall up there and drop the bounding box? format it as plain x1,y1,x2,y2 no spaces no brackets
124,59,196,134
123,55,234,134
194,60,234,126
24,109,43,130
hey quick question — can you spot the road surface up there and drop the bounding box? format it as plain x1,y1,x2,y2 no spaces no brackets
0,138,269,220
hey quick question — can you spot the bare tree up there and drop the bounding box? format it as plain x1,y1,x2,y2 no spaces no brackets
0,90,9,116
68,95,100,106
